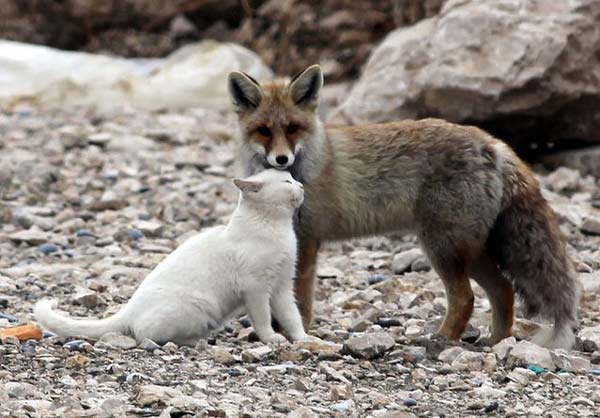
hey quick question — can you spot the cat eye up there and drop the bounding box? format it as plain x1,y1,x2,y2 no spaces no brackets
286,124,301,135
257,126,272,137
283,180,292,184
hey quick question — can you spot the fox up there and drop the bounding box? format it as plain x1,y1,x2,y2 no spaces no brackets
227,64,581,349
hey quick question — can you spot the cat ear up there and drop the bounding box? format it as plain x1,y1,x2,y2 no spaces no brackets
289,65,323,108
228,71,262,111
233,178,263,193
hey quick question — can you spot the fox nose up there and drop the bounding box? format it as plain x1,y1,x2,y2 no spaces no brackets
275,155,288,165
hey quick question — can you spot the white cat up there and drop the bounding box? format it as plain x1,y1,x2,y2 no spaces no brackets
34,169,312,346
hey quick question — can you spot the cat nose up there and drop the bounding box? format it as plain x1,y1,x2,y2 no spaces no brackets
275,155,288,165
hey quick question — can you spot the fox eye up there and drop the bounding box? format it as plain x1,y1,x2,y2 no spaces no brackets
256,126,272,137
283,180,292,184
286,124,301,135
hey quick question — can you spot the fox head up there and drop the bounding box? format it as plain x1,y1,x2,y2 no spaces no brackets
227,65,323,171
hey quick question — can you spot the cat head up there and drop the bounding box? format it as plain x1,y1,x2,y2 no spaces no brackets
233,169,304,210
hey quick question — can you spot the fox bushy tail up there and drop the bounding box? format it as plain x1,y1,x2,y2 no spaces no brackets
34,299,127,340
490,161,581,349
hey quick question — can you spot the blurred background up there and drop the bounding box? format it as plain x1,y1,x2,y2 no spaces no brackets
1,0,599,171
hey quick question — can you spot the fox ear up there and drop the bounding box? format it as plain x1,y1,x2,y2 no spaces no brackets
228,72,262,111
233,178,263,193
289,65,323,108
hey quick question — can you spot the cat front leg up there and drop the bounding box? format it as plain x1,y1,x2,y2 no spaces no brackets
271,279,312,342
244,289,287,344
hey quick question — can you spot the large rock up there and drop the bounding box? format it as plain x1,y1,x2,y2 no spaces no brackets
0,40,272,113
334,0,600,152
342,331,395,359
579,325,600,351
134,385,183,407
506,341,555,370
542,147,600,178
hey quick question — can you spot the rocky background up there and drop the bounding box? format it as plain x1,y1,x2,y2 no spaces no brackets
1,1,600,417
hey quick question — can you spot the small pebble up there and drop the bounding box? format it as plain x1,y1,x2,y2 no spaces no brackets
0,313,17,323
403,398,417,407
63,340,93,352
367,274,388,285
43,331,56,338
376,317,401,328
76,229,96,237
226,368,242,377
37,243,59,254
485,401,499,413
127,229,144,240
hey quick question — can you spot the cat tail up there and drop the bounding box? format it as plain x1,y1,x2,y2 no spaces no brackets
34,299,128,340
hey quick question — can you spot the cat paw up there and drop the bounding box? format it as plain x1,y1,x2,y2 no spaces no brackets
261,333,288,345
291,333,321,343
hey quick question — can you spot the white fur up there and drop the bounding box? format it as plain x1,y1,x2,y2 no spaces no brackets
35,169,310,346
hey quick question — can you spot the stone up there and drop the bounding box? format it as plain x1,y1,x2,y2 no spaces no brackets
134,384,183,407
451,351,487,372
72,289,104,308
342,331,395,359
331,399,354,413
550,349,591,373
377,317,402,328
333,0,600,150
292,339,343,357
483,353,498,373
580,272,600,294
241,345,273,363
392,248,423,274
211,346,236,365
317,266,344,279
403,398,417,406
288,406,318,418
507,341,555,370
404,325,422,338
139,338,161,351
99,333,138,350
63,340,94,352
578,325,600,351
472,385,506,400
544,167,582,193
91,191,127,211
581,217,600,236
410,256,431,272
367,274,389,285
542,146,600,178
506,367,536,386
257,363,297,374
127,229,144,240
438,346,465,363
392,346,426,364
378,413,418,418
492,336,517,361
133,220,164,237
37,243,59,254
9,229,48,245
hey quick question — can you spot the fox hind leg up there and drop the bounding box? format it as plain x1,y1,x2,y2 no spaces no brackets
469,254,514,344
437,271,475,339
420,236,475,340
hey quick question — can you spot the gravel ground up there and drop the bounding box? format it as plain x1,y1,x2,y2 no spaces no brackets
0,108,599,418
